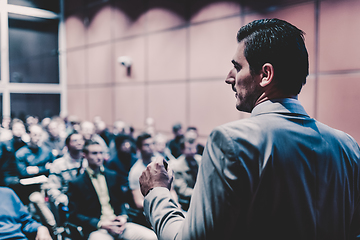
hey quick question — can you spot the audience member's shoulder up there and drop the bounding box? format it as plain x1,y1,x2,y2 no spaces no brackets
170,155,184,169
130,159,143,170
0,186,17,198
128,159,144,178
0,186,13,193
1,139,12,148
104,157,117,168
104,167,117,176
41,144,53,154
50,156,67,173
68,172,86,186
15,145,30,157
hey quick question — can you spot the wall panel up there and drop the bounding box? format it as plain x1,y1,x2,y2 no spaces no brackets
114,85,145,130
148,83,187,133
148,29,187,82
317,73,360,142
189,17,241,80
319,0,360,72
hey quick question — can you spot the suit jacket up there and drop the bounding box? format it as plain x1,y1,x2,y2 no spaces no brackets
144,98,360,240
67,168,127,237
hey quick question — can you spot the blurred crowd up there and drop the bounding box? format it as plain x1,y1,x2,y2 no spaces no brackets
0,114,204,239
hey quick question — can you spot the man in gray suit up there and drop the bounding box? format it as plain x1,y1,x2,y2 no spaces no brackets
139,18,360,240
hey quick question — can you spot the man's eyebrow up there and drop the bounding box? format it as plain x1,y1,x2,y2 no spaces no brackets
231,60,240,67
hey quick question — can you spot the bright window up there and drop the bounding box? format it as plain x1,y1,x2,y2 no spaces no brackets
0,0,65,122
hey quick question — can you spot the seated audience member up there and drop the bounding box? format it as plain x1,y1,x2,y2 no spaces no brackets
0,119,27,187
0,186,52,240
40,117,51,129
108,120,134,160
154,133,174,161
112,120,126,136
144,117,156,137
94,119,113,147
47,132,87,207
25,115,39,133
185,126,205,155
43,119,65,159
39,118,51,144
0,116,12,141
128,133,179,226
129,133,157,210
67,140,157,240
105,134,137,188
80,121,109,160
167,123,184,158
65,115,81,135
15,124,54,204
171,139,202,211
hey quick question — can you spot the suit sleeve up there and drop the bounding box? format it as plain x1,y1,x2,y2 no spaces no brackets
144,126,248,240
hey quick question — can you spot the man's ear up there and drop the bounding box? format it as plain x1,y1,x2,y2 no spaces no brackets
260,63,274,87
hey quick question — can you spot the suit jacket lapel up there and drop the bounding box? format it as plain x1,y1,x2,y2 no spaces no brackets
82,171,100,205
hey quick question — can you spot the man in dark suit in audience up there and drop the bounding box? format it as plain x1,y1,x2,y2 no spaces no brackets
67,140,156,240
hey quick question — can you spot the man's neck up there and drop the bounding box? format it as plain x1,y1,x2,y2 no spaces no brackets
28,142,39,149
175,135,183,141
89,165,101,174
69,150,82,161
13,136,21,140
142,155,153,165
254,89,297,109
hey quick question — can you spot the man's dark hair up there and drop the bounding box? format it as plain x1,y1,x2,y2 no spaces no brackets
237,18,309,95
136,132,152,150
83,139,100,154
115,134,136,153
172,123,182,134
186,126,198,132
179,138,186,151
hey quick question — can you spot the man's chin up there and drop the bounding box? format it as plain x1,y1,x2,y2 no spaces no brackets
236,103,252,113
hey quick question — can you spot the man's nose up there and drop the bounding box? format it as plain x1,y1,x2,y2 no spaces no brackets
225,68,236,84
